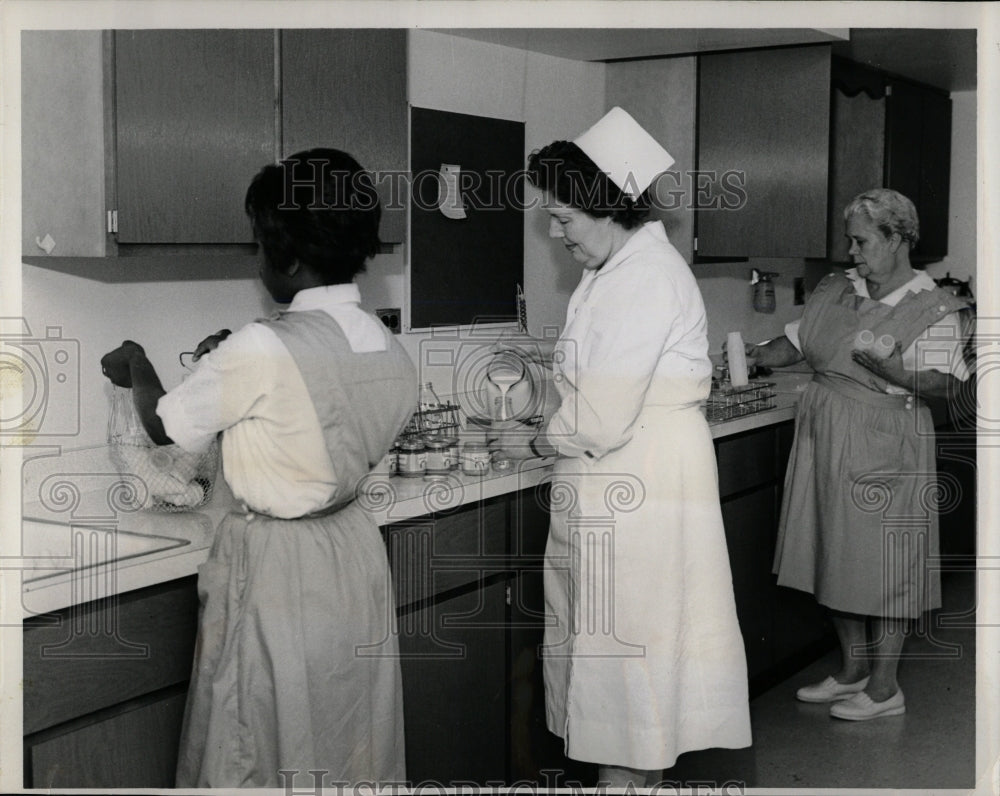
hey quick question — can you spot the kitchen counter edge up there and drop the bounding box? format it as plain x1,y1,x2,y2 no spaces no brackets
19,391,802,617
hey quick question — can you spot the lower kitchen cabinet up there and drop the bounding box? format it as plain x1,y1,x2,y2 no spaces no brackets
385,483,597,787
721,488,778,680
23,576,199,788
716,422,834,694
27,689,187,789
398,579,509,785
507,483,598,788
936,428,977,561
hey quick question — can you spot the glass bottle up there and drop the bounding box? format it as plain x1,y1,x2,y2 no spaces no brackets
419,382,443,435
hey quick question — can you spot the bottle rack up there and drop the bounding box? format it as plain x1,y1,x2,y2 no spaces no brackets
398,403,462,442
704,382,776,423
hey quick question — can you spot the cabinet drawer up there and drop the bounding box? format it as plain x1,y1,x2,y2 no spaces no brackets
23,577,198,735
27,689,187,789
383,498,508,608
716,427,778,498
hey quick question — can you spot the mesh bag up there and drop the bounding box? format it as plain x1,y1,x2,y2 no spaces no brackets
107,385,219,512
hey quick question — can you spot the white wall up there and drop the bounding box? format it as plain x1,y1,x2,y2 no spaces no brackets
20,263,272,449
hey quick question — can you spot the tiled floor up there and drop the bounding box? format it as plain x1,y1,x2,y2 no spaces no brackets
661,569,978,790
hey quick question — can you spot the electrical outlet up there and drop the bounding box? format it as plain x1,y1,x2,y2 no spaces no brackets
375,307,401,334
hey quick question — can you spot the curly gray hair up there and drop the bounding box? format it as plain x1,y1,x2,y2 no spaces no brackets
843,188,920,246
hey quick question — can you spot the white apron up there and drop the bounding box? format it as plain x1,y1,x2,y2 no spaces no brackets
542,223,751,770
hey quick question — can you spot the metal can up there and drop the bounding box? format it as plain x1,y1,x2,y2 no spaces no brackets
397,439,427,478
425,438,455,474
491,449,513,473
374,447,398,476
461,441,492,476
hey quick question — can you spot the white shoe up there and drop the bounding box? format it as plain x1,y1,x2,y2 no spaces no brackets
830,689,905,720
795,675,870,703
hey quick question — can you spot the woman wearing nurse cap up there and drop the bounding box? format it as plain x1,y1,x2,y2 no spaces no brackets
496,108,751,786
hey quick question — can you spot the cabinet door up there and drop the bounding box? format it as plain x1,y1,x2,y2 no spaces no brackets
936,437,976,559
27,689,187,788
721,488,776,680
114,30,275,243
281,29,408,243
913,89,952,260
383,498,507,609
828,84,886,262
885,80,952,261
398,579,508,785
696,45,831,258
507,486,598,787
21,31,111,257
23,576,199,735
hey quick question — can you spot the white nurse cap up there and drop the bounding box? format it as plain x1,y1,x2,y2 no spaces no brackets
573,106,675,200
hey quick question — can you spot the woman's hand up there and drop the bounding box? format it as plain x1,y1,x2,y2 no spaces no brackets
852,343,911,389
721,339,760,372
725,335,804,370
100,340,146,388
193,329,232,361
488,424,541,461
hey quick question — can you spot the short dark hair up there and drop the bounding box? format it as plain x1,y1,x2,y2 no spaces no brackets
245,148,381,283
526,140,649,230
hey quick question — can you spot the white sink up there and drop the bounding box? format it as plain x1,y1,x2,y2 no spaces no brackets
19,518,189,583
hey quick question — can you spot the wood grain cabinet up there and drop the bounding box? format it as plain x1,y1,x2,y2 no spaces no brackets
716,422,834,694
22,576,199,788
281,29,408,244
21,28,408,266
696,45,832,258
696,48,951,262
384,486,596,787
828,58,952,262
384,496,516,785
113,30,276,244
21,30,114,258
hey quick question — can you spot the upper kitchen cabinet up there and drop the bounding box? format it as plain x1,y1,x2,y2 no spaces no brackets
828,58,952,262
281,29,408,244
114,30,276,244
22,28,408,268
696,45,832,259
22,31,113,258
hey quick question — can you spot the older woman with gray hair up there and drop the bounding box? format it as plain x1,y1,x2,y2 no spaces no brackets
741,188,973,721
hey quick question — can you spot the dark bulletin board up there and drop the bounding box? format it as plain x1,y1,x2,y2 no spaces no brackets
410,107,525,329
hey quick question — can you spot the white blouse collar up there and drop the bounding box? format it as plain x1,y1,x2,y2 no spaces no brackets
287,283,362,313
845,267,936,307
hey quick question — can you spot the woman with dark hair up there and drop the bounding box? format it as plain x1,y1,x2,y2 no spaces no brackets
101,148,416,786
741,188,973,720
494,109,751,787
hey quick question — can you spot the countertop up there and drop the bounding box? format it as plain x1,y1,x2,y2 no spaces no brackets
19,371,810,617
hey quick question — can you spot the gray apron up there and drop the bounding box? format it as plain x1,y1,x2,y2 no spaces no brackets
176,310,416,787
774,273,970,618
